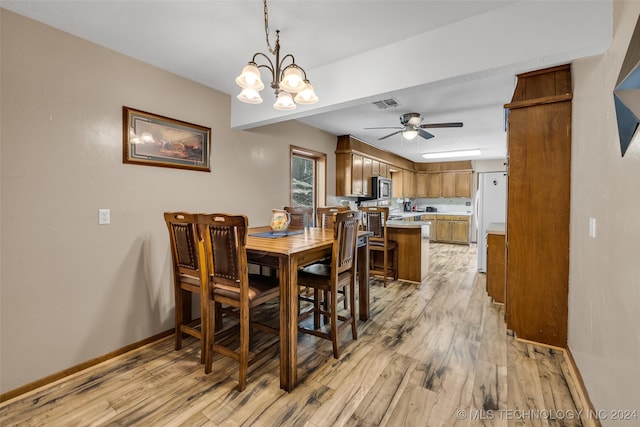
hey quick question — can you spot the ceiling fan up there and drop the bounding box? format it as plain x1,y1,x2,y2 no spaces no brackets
365,112,463,141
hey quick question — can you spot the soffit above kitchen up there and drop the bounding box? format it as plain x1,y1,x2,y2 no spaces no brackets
1,1,612,162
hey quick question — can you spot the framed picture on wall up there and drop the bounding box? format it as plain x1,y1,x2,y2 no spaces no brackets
123,107,211,172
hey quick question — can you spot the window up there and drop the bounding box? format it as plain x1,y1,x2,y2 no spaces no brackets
290,146,326,218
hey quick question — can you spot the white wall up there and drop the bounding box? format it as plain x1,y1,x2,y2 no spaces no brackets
569,0,640,420
0,9,337,393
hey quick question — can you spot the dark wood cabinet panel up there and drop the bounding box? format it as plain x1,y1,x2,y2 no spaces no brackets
487,233,506,304
504,64,571,348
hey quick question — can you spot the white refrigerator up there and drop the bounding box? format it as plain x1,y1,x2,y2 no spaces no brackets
475,171,507,272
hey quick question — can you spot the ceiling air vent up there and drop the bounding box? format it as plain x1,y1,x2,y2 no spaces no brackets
373,98,400,109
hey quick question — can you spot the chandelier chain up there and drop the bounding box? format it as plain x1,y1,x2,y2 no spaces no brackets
263,0,277,55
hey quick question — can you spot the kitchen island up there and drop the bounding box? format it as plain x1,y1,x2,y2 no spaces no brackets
384,220,430,284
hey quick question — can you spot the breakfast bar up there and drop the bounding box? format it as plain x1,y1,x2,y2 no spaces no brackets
385,220,430,284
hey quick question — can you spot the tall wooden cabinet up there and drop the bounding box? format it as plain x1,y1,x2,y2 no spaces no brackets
504,64,572,348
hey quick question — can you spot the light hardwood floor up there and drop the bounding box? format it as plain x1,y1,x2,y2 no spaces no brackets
0,243,586,426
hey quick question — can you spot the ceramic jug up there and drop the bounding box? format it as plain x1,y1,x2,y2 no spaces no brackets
270,209,291,232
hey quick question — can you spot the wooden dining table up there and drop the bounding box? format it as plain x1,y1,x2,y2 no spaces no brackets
246,226,371,392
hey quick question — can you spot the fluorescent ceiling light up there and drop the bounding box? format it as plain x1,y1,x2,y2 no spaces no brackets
422,149,481,160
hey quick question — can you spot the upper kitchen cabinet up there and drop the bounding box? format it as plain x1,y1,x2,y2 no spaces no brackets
504,64,572,348
454,171,472,197
404,170,416,197
440,171,472,197
427,173,442,197
371,159,389,178
336,135,472,199
414,165,472,198
336,135,413,197
336,152,364,197
416,173,428,198
392,169,417,198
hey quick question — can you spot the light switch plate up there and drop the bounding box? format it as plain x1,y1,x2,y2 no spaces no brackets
588,217,596,238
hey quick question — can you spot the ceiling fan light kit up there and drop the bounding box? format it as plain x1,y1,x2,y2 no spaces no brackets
402,129,418,140
236,0,318,111
366,112,464,141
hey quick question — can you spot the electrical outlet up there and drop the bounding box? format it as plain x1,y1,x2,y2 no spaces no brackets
99,209,110,225
588,217,596,238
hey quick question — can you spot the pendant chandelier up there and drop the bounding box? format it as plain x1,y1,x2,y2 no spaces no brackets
235,0,318,111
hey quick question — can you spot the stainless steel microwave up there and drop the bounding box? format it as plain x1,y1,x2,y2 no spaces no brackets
372,176,392,200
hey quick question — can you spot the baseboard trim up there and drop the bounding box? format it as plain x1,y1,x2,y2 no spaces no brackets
563,347,602,427
0,329,174,404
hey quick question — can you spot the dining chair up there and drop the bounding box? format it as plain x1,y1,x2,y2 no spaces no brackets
164,212,208,363
297,211,360,358
359,206,398,287
316,206,350,229
198,213,280,392
284,206,314,229
313,206,352,319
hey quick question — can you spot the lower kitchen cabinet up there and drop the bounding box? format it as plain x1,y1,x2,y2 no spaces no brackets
486,228,506,304
434,215,470,244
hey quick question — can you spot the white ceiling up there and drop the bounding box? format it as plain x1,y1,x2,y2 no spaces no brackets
2,0,613,162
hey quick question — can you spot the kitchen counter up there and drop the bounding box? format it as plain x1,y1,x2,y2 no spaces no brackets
387,220,432,229
389,211,472,220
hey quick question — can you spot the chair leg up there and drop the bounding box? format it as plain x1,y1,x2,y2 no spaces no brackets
204,299,216,374
323,290,330,325
199,290,207,364
330,290,340,359
393,248,399,280
314,288,321,329
349,284,358,340
174,287,183,351
215,302,223,330
383,249,388,287
238,305,249,392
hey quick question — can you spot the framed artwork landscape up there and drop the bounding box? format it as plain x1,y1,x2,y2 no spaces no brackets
123,107,211,172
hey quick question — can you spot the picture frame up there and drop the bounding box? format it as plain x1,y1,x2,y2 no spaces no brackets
123,106,211,172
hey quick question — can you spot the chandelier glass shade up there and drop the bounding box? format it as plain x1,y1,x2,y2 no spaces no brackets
235,0,318,110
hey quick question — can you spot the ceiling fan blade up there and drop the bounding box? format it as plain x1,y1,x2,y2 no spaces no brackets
418,129,435,140
378,130,403,140
364,126,403,130
419,122,464,129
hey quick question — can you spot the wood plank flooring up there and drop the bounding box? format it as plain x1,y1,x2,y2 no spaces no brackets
0,243,586,426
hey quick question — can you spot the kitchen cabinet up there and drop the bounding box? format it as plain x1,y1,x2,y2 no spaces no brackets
435,171,472,198
379,162,389,178
373,160,389,178
441,172,456,197
420,214,437,239
455,171,472,197
335,136,471,198
434,215,470,244
486,227,506,304
403,170,416,197
427,173,442,197
336,152,373,197
391,170,403,198
391,169,416,198
416,173,428,198
372,159,380,177
504,64,571,348
363,157,372,196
